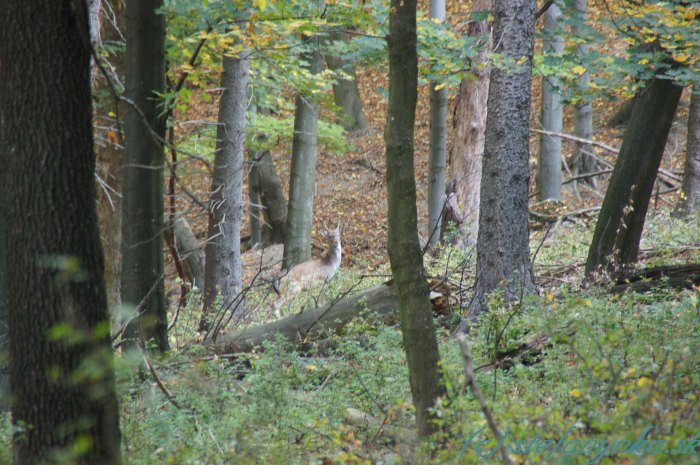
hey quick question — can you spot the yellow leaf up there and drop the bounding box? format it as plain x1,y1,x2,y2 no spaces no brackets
572,65,586,75
254,0,267,10
546,292,554,302
434,82,446,91
637,377,652,387
674,53,689,63
570,389,582,398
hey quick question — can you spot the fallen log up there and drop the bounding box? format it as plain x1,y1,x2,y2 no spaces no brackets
214,284,399,353
611,263,700,293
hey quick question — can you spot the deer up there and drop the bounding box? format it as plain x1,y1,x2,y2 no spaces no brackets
272,225,342,318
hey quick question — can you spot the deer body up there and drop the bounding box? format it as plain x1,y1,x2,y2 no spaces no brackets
273,227,342,317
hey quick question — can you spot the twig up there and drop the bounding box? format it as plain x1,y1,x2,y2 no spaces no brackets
457,335,515,465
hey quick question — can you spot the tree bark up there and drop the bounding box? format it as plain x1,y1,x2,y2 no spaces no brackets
570,0,599,188
536,3,564,201
121,0,169,351
385,0,443,438
283,37,323,269
256,150,288,244
427,0,447,248
325,31,370,133
676,86,700,216
202,49,249,327
249,155,262,248
174,216,205,290
0,124,7,410
448,0,492,245
585,77,683,275
474,0,537,312
95,0,125,317
0,1,122,462
216,284,398,353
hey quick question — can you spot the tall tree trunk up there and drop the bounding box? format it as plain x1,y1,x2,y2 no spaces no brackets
256,150,288,244
173,216,205,290
121,0,169,351
585,77,683,276
536,3,564,201
283,37,323,269
570,0,599,188
448,0,492,244
474,0,537,312
0,2,122,462
325,31,370,133
202,48,249,328
385,0,443,437
0,125,7,410
95,0,125,317
249,154,262,248
675,86,700,217
427,0,447,249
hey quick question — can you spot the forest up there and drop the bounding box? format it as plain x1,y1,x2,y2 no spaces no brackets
0,0,699,464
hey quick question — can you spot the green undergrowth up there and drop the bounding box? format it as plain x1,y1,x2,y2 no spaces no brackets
1,213,699,464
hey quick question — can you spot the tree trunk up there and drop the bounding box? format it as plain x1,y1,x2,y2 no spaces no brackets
427,0,447,249
385,0,443,438
121,0,169,351
448,0,492,245
570,0,599,188
283,38,323,269
257,150,288,244
0,129,7,410
249,154,262,248
0,2,122,462
216,284,398,353
536,3,564,201
474,0,537,312
95,0,125,317
585,77,683,275
202,49,249,327
173,216,205,290
676,85,700,217
325,31,370,133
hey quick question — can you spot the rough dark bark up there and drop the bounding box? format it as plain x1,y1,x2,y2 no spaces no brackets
174,216,205,290
325,31,370,133
216,284,398,353
385,0,443,438
95,0,125,316
570,0,600,188
121,0,169,351
585,77,683,276
448,0,492,245
676,86,700,216
0,1,122,462
607,97,637,128
202,49,249,326
474,0,537,312
283,37,323,269
0,123,7,410
536,3,564,201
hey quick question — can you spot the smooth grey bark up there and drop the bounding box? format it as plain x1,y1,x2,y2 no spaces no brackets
173,216,205,290
283,37,323,269
0,1,122,462
571,0,599,188
448,0,492,245
427,0,447,249
676,86,700,216
202,50,249,326
585,77,683,275
385,0,443,438
95,0,124,316
325,31,370,133
474,0,537,312
536,3,564,201
249,154,262,247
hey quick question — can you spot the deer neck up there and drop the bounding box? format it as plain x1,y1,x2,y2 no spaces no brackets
322,240,342,271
